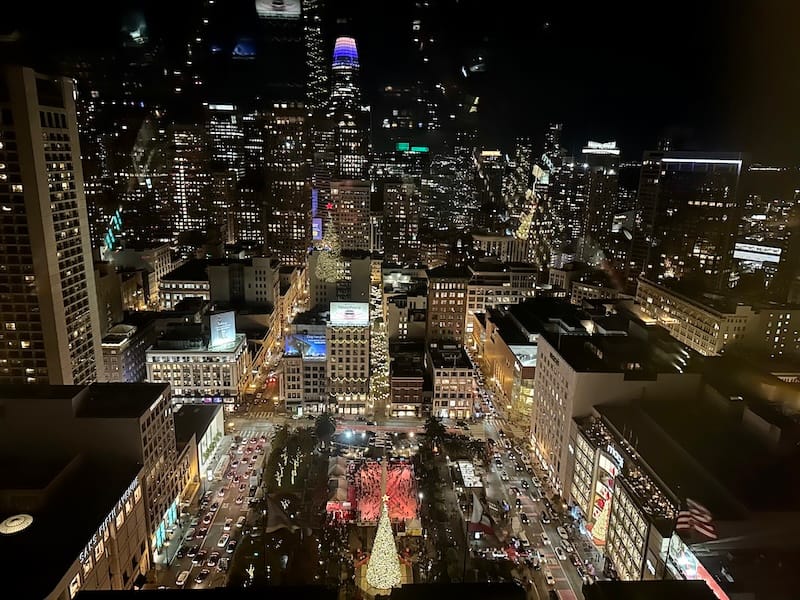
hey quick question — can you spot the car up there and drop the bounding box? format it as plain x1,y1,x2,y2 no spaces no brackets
190,516,201,527
223,518,233,531
491,549,508,559
193,549,207,565
239,483,247,492
520,480,529,490
226,539,238,553
218,557,229,572
218,534,230,547
236,515,246,528
186,544,199,557
231,460,239,468
509,486,521,497
175,570,191,587
366,420,377,426
540,511,551,525
555,546,567,561
562,540,575,554
520,512,529,525
541,533,551,545
500,471,510,481
217,488,226,497
185,527,195,539
194,569,211,585
196,527,208,539
557,526,569,540
543,498,553,511
202,513,213,525
544,570,555,586
570,554,582,568
515,462,524,472
235,495,244,505
207,551,220,567
515,498,522,509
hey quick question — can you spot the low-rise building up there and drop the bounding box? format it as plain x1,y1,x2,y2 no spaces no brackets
173,404,224,507
635,277,756,356
389,342,427,418
146,323,250,408
328,302,371,415
427,345,475,420
283,317,329,415
159,259,211,309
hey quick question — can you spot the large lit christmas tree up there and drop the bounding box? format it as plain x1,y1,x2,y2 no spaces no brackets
315,214,345,283
366,494,402,590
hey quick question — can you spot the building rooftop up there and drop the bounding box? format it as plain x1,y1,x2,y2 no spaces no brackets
174,404,222,452
426,264,471,280
162,258,210,282
74,383,170,419
584,580,718,600
638,277,750,315
428,346,473,370
0,455,142,599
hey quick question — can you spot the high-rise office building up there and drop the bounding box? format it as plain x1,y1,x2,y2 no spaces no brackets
629,151,744,290
168,124,212,256
382,179,421,263
330,179,371,252
264,103,311,265
303,0,328,109
329,37,369,179
425,265,471,347
205,103,244,180
0,66,103,385
327,301,371,415
579,141,620,263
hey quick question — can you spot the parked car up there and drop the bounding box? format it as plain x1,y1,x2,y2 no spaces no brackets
224,518,233,531
226,539,238,553
555,546,568,561
218,534,230,547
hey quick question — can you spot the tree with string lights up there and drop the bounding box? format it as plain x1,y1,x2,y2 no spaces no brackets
366,494,402,590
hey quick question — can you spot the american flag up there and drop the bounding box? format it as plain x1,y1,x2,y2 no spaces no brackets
676,498,717,540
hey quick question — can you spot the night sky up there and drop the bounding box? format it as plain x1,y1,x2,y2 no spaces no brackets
3,0,799,161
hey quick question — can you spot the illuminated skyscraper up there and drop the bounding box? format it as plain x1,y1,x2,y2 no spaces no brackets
303,0,328,109
330,179,371,252
264,103,311,265
329,37,369,179
330,37,361,113
629,151,744,290
578,141,620,263
0,66,103,384
168,125,212,256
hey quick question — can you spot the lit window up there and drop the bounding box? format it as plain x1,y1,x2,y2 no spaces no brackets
11,184,22,193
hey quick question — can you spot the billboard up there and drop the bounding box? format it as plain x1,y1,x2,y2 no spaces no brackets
255,0,301,19
312,217,323,241
284,333,327,360
330,302,369,327
733,242,781,264
210,311,236,348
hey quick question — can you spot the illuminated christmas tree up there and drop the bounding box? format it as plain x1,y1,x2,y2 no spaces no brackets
315,215,344,283
591,500,610,544
366,494,402,590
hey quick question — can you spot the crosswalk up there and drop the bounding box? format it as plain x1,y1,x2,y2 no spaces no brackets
249,411,274,420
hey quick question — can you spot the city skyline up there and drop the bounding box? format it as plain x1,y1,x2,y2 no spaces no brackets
3,1,800,159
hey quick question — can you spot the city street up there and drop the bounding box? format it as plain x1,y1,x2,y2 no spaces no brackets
156,425,273,589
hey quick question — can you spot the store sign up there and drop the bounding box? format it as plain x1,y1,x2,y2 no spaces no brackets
79,478,139,565
606,444,624,469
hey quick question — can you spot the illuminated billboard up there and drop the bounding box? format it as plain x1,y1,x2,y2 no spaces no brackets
209,311,236,348
330,302,369,327
284,333,327,360
255,0,301,19
733,242,781,264
509,345,537,367
312,217,323,241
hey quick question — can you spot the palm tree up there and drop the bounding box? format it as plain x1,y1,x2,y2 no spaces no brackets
314,412,336,447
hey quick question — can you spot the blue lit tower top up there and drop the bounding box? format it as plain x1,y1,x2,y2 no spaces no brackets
333,36,359,68
330,36,361,113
